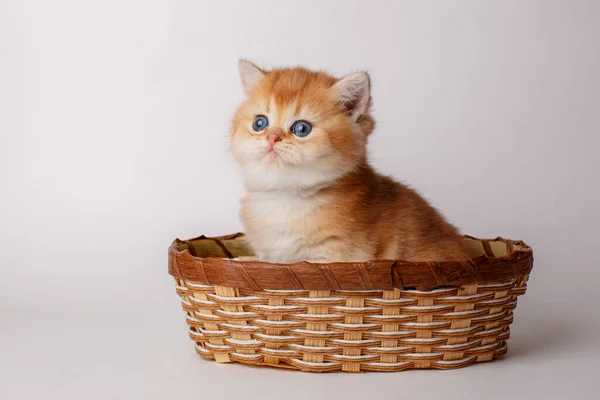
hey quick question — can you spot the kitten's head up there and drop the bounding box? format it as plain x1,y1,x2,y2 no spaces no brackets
231,60,375,191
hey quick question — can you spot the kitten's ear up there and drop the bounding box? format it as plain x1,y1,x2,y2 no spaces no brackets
238,60,265,97
332,72,371,120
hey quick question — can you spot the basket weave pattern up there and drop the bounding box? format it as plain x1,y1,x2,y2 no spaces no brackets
170,234,532,373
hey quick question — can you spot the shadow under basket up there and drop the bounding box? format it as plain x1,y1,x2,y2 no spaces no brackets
169,233,533,373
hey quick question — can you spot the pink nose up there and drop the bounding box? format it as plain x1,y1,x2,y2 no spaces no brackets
267,134,282,149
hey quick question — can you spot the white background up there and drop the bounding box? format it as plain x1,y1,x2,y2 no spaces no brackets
1,1,599,399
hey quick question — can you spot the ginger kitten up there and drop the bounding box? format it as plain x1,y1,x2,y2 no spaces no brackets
231,60,469,263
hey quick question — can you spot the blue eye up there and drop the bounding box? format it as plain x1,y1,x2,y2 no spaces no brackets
252,115,269,132
291,121,312,137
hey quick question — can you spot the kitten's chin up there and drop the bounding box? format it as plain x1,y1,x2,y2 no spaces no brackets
240,160,352,192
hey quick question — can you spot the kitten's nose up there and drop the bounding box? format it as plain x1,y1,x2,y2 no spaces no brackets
267,133,283,148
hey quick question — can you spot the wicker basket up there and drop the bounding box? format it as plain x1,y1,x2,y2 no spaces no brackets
169,233,533,373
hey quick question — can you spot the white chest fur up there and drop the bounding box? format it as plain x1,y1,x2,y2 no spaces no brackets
241,190,330,263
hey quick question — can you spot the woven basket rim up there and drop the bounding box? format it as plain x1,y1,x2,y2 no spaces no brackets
168,233,533,292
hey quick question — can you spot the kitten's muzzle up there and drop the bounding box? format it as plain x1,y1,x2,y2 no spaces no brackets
267,132,283,149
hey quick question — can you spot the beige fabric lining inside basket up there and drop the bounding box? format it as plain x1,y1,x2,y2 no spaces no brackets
178,236,519,261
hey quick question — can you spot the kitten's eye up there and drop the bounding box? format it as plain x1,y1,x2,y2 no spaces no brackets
252,115,269,132
291,121,312,137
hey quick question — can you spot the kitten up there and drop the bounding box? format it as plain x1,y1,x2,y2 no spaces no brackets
230,60,469,263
